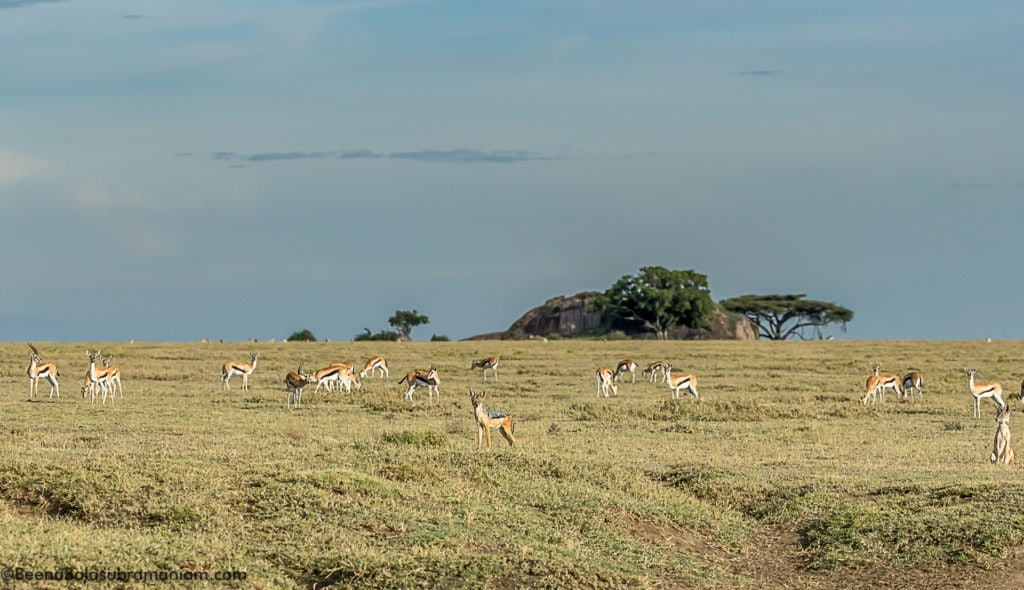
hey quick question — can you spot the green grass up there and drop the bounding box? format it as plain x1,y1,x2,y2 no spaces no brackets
1,339,1023,588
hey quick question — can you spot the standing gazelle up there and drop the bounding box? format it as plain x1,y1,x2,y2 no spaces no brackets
359,356,389,380
85,349,111,403
902,371,923,403
103,355,123,401
26,342,60,399
665,364,699,400
284,362,313,406
870,364,902,403
595,367,617,398
615,359,639,384
222,352,258,391
470,357,499,381
399,365,440,402
964,368,1006,418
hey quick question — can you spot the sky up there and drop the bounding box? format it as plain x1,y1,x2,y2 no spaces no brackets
2,0,1022,342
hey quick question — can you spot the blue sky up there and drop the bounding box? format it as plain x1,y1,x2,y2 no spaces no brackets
2,0,1022,342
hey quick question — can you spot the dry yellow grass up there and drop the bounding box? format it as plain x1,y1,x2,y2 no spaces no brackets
1,339,1023,588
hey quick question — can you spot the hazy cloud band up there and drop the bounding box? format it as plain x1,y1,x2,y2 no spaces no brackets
178,148,579,164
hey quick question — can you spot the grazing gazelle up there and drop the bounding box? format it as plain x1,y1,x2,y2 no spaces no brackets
399,365,440,402
26,342,60,399
664,364,699,400
470,357,499,381
991,405,1014,464
312,363,358,394
902,371,923,403
642,360,668,384
284,362,314,406
595,367,617,398
359,356,389,380
469,390,516,449
870,364,902,403
861,373,882,405
321,362,357,393
222,353,258,391
615,359,639,384
964,368,1007,418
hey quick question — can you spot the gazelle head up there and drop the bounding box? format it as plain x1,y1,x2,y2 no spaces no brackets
427,365,438,378
103,355,113,368
27,342,43,363
871,363,881,375
250,352,259,363
964,368,977,379
87,350,101,364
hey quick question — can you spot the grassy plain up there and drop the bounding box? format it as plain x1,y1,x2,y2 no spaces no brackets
1,339,1024,589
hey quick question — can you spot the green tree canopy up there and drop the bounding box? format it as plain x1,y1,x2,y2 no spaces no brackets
287,329,317,342
591,266,714,340
388,309,430,340
719,294,853,340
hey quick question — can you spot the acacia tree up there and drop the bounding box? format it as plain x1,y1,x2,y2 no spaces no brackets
388,309,430,340
719,294,853,340
591,266,714,340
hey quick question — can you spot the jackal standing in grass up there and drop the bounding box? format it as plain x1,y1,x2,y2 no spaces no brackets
468,390,516,449
991,405,1015,465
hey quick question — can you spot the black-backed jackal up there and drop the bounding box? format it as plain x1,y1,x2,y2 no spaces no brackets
991,405,1014,465
468,390,516,449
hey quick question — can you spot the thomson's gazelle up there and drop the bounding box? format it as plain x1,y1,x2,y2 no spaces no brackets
595,367,617,398
103,355,123,402
615,359,638,384
222,353,258,391
85,349,111,403
642,360,668,384
964,368,1006,418
399,366,440,402
26,342,60,399
284,362,313,406
470,357,499,381
665,364,699,400
902,371,923,403
359,356,389,380
871,364,902,403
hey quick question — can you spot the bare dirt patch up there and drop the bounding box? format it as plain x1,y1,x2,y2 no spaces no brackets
626,517,1024,589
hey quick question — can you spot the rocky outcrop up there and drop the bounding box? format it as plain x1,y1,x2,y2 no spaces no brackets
503,292,605,340
464,291,758,341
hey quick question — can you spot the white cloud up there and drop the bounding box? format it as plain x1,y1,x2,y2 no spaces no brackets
0,150,46,184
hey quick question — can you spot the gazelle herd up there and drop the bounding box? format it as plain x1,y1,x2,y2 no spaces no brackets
595,358,698,400
17,341,1024,461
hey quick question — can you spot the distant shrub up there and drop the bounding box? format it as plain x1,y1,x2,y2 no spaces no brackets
430,334,450,342
354,328,400,342
287,329,317,342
